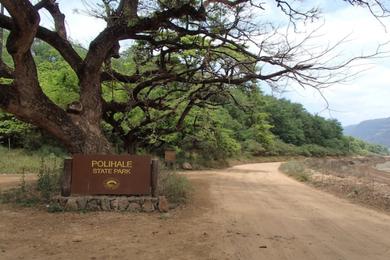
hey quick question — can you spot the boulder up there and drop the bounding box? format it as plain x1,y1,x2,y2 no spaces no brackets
128,202,141,212
101,197,111,211
158,196,169,213
76,197,89,210
142,199,155,212
182,162,193,170
86,199,101,211
64,198,78,211
117,197,129,211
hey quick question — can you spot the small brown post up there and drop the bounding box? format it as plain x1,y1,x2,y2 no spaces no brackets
151,159,159,197
61,159,72,197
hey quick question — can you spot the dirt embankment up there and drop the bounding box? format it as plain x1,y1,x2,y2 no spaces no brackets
1,163,390,259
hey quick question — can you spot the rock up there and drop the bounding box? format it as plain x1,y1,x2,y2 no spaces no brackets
182,162,192,170
117,197,129,211
169,203,179,210
77,197,89,210
142,199,154,212
128,202,141,212
101,197,111,211
64,198,78,211
55,196,160,212
110,198,119,210
158,196,169,213
127,197,139,203
53,196,67,207
86,199,100,211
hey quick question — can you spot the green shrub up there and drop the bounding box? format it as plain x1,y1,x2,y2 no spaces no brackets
0,159,61,208
159,171,193,204
242,139,266,155
266,139,299,156
37,165,61,201
0,183,40,207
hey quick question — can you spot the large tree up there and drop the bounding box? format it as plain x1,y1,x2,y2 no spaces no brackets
0,0,388,154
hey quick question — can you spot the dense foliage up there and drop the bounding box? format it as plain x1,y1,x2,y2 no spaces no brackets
1,1,388,155
1,40,387,161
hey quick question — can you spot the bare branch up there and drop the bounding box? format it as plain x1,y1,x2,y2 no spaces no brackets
0,14,83,74
41,0,67,39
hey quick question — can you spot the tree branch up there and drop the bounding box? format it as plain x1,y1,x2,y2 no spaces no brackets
1,0,40,55
0,14,83,75
41,0,67,39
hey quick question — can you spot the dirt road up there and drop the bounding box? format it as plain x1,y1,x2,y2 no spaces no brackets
0,174,37,189
1,162,390,259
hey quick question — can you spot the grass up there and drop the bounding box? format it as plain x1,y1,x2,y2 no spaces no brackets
158,171,193,204
279,160,311,182
0,146,64,174
0,158,62,209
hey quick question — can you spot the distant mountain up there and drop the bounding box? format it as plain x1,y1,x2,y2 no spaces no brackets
344,117,390,147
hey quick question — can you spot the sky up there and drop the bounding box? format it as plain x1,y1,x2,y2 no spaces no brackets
38,0,390,127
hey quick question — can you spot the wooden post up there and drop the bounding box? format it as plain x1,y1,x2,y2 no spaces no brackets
151,159,159,197
61,159,72,197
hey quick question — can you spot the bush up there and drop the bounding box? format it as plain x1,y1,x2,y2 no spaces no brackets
279,161,311,182
0,159,61,208
37,163,61,201
159,171,193,204
242,139,266,155
299,144,329,157
266,139,299,156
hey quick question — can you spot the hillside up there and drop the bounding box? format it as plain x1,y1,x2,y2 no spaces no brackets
344,117,390,147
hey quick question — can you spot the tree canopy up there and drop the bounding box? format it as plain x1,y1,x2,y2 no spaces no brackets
0,0,388,154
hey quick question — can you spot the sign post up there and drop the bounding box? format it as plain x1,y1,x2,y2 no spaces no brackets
164,149,176,169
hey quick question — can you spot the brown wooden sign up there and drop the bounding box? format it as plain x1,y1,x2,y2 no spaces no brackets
70,154,152,195
164,150,176,162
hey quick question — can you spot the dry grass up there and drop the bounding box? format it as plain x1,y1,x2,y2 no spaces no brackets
158,171,193,204
281,157,390,212
0,147,63,174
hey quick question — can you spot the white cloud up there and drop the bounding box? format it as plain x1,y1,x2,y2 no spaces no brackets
261,4,390,126
277,61,390,126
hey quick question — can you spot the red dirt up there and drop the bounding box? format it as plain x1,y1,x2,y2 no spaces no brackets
1,163,390,259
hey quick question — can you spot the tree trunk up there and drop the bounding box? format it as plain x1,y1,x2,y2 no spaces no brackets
0,0,119,155
71,122,114,154
4,98,114,154
124,135,138,154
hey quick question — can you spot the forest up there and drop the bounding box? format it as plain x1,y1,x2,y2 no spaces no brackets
0,39,387,165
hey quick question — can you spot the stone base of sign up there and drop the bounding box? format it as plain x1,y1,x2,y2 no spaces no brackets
51,195,169,212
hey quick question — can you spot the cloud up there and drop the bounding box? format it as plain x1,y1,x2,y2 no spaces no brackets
261,3,390,126
278,61,390,126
